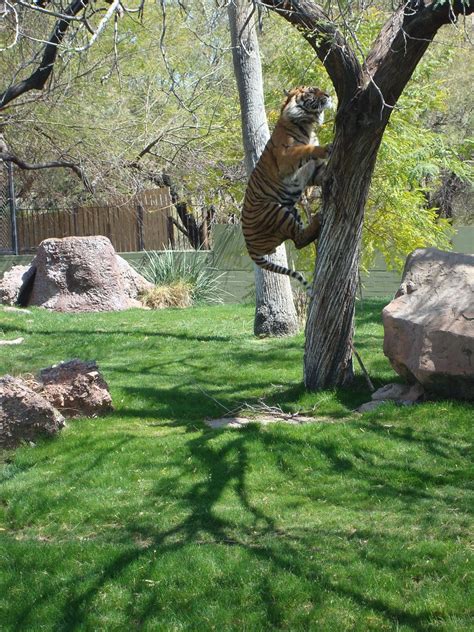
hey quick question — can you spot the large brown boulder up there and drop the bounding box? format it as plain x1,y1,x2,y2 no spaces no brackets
38,359,113,418
0,376,65,449
116,254,154,300
26,236,153,312
382,248,474,400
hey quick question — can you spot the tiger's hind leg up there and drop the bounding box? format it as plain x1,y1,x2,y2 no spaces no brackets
286,212,322,250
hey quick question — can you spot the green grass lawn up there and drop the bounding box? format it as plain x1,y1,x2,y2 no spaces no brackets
0,300,472,631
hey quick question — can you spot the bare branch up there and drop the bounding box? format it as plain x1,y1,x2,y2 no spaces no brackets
13,0,89,22
169,216,190,240
0,152,92,191
0,1,19,52
66,0,121,52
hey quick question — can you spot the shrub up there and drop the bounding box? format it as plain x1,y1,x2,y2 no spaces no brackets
140,281,193,309
137,249,224,306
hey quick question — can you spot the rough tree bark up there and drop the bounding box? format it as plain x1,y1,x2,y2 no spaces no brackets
261,0,473,387
228,0,298,336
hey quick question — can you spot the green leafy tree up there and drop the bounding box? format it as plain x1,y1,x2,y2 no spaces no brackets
258,11,471,275
256,0,473,388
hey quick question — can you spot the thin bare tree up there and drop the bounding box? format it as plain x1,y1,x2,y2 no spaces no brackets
228,0,298,336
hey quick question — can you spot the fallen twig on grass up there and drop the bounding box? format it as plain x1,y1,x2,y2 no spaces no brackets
0,337,24,345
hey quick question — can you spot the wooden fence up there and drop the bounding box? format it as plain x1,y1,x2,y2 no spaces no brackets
16,188,190,253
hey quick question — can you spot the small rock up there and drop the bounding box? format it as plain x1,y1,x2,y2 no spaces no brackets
0,338,24,346
0,265,35,306
356,401,388,413
371,382,425,402
0,375,65,449
38,359,113,418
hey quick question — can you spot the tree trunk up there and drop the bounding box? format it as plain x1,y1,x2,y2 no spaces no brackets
227,0,298,336
260,0,473,387
305,117,383,387
254,251,300,337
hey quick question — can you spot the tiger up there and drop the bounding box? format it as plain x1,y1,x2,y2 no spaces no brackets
241,85,333,293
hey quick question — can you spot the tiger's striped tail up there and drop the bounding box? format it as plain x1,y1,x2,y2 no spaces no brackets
251,254,312,296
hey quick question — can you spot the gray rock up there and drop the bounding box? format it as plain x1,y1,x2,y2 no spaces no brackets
371,382,425,402
0,376,65,449
383,248,474,400
0,265,35,305
38,359,113,418
356,401,388,413
27,236,153,312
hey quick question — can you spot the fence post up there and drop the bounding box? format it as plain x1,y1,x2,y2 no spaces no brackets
7,162,18,254
72,205,78,235
136,201,145,251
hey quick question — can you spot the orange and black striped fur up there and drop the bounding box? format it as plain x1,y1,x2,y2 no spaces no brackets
242,86,332,293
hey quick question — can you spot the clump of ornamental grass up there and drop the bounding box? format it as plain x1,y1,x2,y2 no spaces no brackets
137,248,224,306
140,281,193,309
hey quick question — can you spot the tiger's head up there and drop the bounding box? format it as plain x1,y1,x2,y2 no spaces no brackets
282,86,333,125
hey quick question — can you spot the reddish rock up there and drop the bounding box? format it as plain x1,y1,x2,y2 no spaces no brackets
27,236,153,312
38,359,113,418
0,375,65,449
383,248,474,400
116,255,154,300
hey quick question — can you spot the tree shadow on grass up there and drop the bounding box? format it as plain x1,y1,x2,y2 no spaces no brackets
9,411,471,631
0,319,235,343
5,299,471,629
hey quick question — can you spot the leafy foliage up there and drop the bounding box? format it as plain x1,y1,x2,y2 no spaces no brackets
260,11,471,273
1,2,471,265
137,249,225,305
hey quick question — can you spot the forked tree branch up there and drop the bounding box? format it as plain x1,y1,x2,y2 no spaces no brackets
259,0,362,106
0,0,92,110
262,0,473,119
365,0,474,109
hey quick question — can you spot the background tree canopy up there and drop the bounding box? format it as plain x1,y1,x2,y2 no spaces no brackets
0,0,472,271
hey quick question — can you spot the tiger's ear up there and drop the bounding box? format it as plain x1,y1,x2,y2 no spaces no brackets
283,89,291,97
